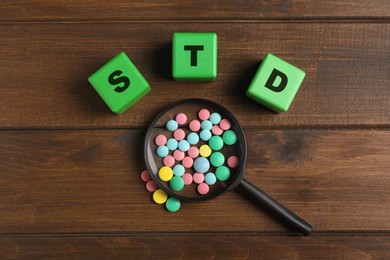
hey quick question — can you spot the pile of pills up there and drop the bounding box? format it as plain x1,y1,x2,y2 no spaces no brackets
154,108,240,196
140,169,181,212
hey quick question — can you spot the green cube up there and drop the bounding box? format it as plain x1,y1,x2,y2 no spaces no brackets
88,52,150,114
172,32,217,81
246,53,306,112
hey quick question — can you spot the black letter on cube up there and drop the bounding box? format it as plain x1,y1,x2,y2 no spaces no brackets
184,45,204,66
264,69,288,93
108,70,130,93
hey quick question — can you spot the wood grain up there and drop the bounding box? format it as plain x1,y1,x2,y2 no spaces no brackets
0,1,389,21
0,234,389,259
0,23,389,129
1,129,389,234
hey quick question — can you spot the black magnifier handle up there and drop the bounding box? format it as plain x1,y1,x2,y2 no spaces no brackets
238,179,312,236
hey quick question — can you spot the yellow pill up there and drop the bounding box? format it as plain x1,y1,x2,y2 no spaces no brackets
158,166,173,181
199,144,212,157
153,189,168,204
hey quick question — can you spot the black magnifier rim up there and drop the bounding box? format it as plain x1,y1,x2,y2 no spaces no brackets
144,98,247,202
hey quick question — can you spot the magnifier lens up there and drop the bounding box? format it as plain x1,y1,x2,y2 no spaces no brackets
144,99,246,201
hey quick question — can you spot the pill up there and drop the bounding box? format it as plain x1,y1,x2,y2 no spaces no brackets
173,164,185,176
205,172,217,185
216,166,230,181
201,120,213,131
227,156,239,168
193,157,210,173
146,180,158,192
211,125,223,136
178,140,190,152
187,132,199,145
198,109,210,120
166,119,178,131
158,166,173,181
200,129,212,141
173,150,185,161
166,138,178,151
173,129,185,141
155,134,167,146
197,183,210,195
182,156,194,168
189,120,201,132
182,173,193,185
165,197,181,212
187,146,199,158
169,176,185,191
193,173,205,184
209,136,224,150
153,189,168,204
156,146,169,157
209,112,222,125
175,113,187,125
163,155,175,167
210,152,225,167
223,130,237,145
219,119,231,130
199,144,212,157
140,170,151,182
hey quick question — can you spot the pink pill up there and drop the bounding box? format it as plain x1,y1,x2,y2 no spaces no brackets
197,183,210,195
163,155,175,167
193,173,205,184
198,109,210,120
187,146,199,158
175,113,187,125
173,129,186,141
189,120,201,132
173,150,185,161
182,156,194,168
146,180,158,192
155,134,167,146
219,119,231,130
212,125,223,136
140,170,151,182
227,156,239,168
182,173,193,185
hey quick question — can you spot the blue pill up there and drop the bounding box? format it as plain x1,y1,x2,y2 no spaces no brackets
166,138,178,151
194,157,210,173
156,146,169,157
187,132,199,145
209,112,222,125
178,140,190,152
205,172,217,185
173,164,185,176
201,120,213,130
200,130,212,141
166,120,178,131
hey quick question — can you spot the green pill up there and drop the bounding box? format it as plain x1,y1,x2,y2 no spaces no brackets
209,136,224,150
169,176,184,191
222,130,237,145
210,152,225,167
165,197,181,212
216,166,230,181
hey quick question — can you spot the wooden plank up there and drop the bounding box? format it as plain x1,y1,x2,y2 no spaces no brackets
0,23,389,129
0,129,389,234
0,1,389,21
0,234,389,259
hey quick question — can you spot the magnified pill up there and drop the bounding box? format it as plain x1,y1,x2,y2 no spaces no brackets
198,109,210,120
165,197,181,212
166,138,178,151
187,146,199,158
193,173,205,184
210,152,225,167
227,156,239,168
223,130,237,145
173,129,185,141
187,132,199,145
182,156,194,168
199,144,212,157
155,135,167,146
209,136,224,150
173,164,185,176
156,146,169,158
197,183,209,195
211,125,223,136
153,189,168,204
178,140,190,152
209,112,221,125
189,120,201,132
166,119,178,131
163,155,175,167
216,166,230,181
219,119,231,130
205,172,217,185
169,176,185,191
173,150,185,161
182,173,193,185
200,130,212,141
158,166,173,181
201,120,213,131
175,113,187,125
194,157,210,173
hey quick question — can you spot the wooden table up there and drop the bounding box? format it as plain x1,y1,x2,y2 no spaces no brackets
1,1,389,258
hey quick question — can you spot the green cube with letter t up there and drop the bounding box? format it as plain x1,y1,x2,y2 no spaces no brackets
246,53,305,112
172,32,217,81
88,52,150,114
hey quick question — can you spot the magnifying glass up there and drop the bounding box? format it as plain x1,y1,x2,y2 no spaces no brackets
144,98,312,235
